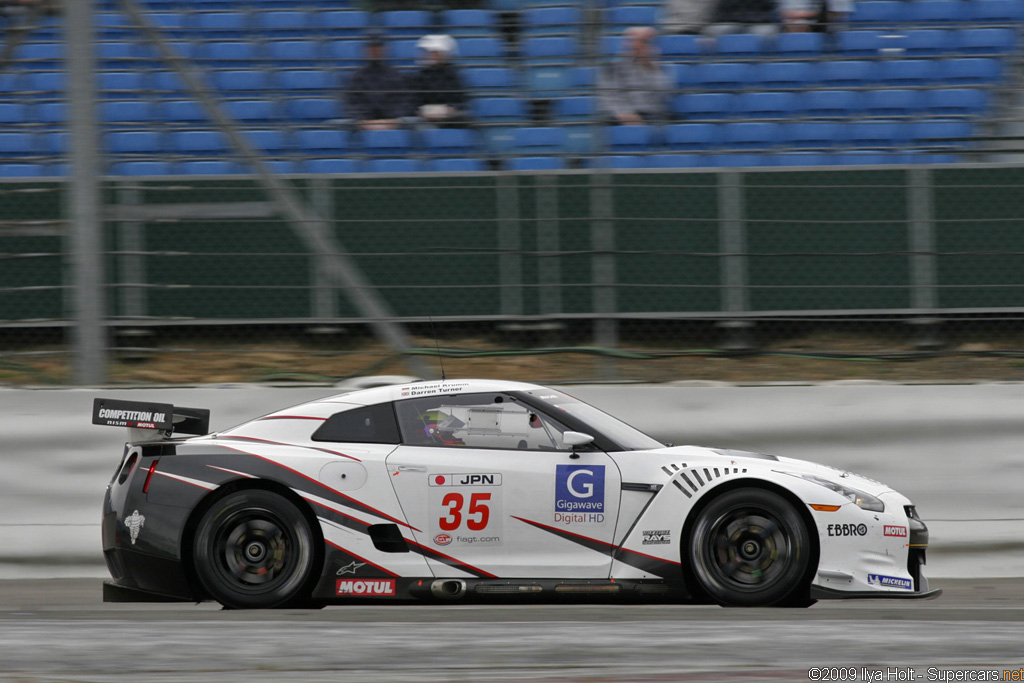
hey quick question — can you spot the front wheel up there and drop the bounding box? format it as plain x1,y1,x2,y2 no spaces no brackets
688,488,812,607
193,489,319,609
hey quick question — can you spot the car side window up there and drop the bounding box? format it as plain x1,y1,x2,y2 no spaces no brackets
395,392,574,450
311,404,401,444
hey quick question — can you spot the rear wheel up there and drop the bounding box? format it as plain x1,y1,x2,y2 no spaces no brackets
688,488,811,607
193,489,318,609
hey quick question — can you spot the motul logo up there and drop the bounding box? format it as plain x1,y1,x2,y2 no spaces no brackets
884,525,908,537
336,579,396,596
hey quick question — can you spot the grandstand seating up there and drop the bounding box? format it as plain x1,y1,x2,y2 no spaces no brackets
0,1,1020,177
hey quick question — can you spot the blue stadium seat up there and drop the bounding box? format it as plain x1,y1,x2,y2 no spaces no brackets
0,132,35,156
671,92,736,120
317,11,371,36
711,153,772,168
586,156,648,170
849,0,904,25
442,9,499,36
507,156,565,171
847,120,910,148
525,67,572,98
95,11,133,37
0,163,47,178
512,127,568,155
664,123,722,151
295,129,349,155
910,119,973,147
773,32,824,56
212,70,268,92
39,131,66,155
324,40,366,68
969,0,1024,23
26,71,66,94
954,27,1018,54
553,96,597,121
275,69,335,91
903,28,954,55
878,59,941,86
387,39,422,68
600,35,624,57
607,125,658,153
521,36,580,62
665,63,694,88
523,6,583,35
99,101,154,124
379,10,434,37
243,129,292,154
924,88,990,116
658,34,704,59
195,41,259,64
366,158,424,173
172,130,229,154
722,122,782,150
570,66,598,88
604,4,660,29
423,128,480,156
428,158,487,172
148,12,189,35
151,71,187,94
864,89,924,117
735,92,799,119
193,11,248,34
264,160,302,175
37,102,66,124
836,30,886,55
178,160,245,175
714,33,765,57
223,99,277,123
106,130,164,154
110,161,175,176
753,61,817,89
361,129,414,156
96,41,138,63
649,153,709,168
775,152,832,167
253,9,312,34
471,97,529,122
457,37,507,64
818,59,878,86
693,62,753,90
307,158,361,173
266,40,321,64
909,0,969,23
939,57,1004,84
159,100,208,123
463,67,518,92
284,97,343,121
801,90,864,118
784,121,846,148
13,43,62,69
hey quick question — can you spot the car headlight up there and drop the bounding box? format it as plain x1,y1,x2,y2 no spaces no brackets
785,473,885,512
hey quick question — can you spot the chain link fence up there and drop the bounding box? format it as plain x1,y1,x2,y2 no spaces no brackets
2,1,1024,385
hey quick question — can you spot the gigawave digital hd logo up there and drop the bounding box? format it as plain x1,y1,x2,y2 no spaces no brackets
555,465,605,513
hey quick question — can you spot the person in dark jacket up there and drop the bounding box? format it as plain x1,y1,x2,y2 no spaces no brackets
406,34,469,127
345,34,410,130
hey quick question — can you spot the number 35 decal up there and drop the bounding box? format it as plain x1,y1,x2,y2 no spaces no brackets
439,492,491,531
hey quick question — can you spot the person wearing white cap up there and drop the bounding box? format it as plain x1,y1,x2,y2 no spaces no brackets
407,34,468,127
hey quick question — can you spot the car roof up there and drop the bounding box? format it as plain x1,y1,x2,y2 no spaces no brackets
332,378,549,407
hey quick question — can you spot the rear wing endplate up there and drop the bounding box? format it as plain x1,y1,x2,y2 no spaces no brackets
92,398,210,439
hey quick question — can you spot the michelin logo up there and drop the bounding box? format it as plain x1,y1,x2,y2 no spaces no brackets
555,465,605,513
867,573,912,590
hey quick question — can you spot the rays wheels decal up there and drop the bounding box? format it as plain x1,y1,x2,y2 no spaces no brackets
689,488,811,607
194,490,320,609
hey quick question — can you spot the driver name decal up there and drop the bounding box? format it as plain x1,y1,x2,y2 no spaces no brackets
554,465,606,525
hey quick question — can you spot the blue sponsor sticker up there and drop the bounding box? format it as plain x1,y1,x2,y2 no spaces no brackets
555,465,605,513
867,573,912,590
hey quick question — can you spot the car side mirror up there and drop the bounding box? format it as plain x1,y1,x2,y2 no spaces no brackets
563,431,594,459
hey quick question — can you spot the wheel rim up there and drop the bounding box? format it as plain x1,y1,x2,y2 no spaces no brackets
211,508,296,593
703,506,792,592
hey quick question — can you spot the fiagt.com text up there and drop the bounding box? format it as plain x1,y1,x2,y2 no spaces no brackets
808,667,1024,681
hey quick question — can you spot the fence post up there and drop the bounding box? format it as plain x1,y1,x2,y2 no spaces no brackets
908,166,940,348
497,175,523,319
590,172,618,380
717,171,751,349
67,0,108,384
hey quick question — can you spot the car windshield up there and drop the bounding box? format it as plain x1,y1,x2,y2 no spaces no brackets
517,389,664,452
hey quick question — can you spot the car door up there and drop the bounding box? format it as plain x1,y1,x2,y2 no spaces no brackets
386,391,621,579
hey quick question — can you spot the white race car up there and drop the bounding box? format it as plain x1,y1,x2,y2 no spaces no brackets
96,379,939,609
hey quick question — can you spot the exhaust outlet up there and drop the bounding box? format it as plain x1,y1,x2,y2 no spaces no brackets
430,579,467,599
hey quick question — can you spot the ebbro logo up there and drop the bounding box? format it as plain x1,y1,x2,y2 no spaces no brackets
124,510,145,545
433,533,452,546
827,523,867,537
884,525,908,537
554,465,605,524
868,573,913,590
336,579,396,597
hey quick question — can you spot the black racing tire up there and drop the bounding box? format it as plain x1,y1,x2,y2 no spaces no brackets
193,489,318,609
688,488,811,607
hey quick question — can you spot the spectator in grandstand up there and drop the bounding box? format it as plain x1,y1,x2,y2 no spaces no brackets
597,26,671,126
703,0,781,36
345,32,410,131
664,0,719,34
407,34,469,127
780,0,851,33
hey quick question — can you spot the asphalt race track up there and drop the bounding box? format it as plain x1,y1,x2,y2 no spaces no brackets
1,578,1022,682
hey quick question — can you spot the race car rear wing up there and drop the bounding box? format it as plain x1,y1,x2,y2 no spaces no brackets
92,398,210,441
